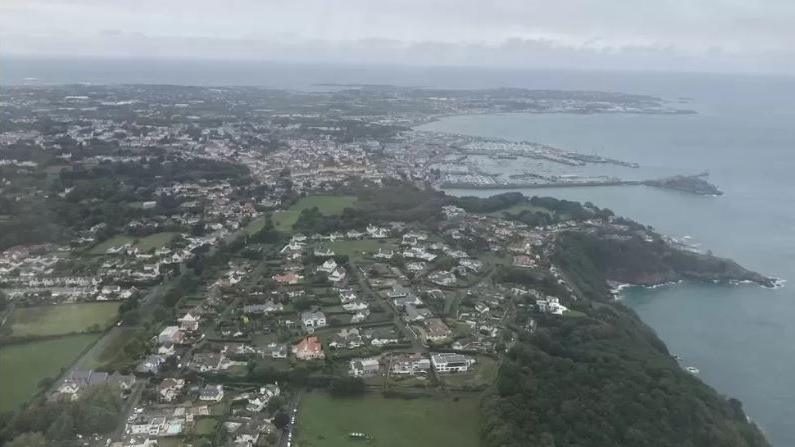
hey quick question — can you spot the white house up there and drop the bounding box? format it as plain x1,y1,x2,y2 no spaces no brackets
178,311,201,331
317,259,337,273
301,310,327,332
199,384,224,402
350,358,380,377
431,353,475,373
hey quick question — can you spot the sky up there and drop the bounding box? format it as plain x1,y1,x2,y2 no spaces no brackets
2,0,795,74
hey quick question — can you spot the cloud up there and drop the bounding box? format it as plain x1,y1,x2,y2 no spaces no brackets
2,0,794,73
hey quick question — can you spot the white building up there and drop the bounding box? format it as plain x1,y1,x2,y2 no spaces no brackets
431,353,475,373
301,310,327,332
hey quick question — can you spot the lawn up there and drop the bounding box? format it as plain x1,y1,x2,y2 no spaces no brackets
327,239,390,258
438,355,499,389
296,392,481,447
0,333,100,411
135,232,178,251
245,215,270,235
192,417,218,436
9,302,121,337
270,195,358,231
89,235,136,254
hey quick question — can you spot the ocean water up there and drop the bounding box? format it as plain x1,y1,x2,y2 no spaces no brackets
3,58,795,444
419,83,795,446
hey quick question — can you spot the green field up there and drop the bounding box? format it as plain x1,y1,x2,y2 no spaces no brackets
9,302,121,337
296,392,481,447
89,235,136,254
270,195,358,231
0,333,100,411
327,239,391,258
192,418,218,436
134,232,178,251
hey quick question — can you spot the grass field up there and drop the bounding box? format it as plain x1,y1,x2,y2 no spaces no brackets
296,392,480,447
134,232,178,251
192,418,218,436
0,333,100,411
438,356,499,389
9,302,121,337
270,195,358,231
327,239,391,258
89,235,136,254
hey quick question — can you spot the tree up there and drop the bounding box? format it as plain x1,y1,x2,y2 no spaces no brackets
273,412,290,429
328,377,366,396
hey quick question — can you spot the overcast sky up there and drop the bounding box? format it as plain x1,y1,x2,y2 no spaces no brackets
2,0,795,73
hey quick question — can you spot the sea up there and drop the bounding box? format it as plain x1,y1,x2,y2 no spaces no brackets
4,58,795,445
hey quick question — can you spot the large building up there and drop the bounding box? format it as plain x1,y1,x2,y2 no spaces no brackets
430,353,475,373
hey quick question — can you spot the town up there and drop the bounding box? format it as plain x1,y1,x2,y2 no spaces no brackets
0,84,761,447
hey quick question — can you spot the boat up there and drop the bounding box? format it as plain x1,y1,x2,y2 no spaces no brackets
685,366,700,374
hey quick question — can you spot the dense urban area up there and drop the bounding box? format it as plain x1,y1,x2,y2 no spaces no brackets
0,84,772,447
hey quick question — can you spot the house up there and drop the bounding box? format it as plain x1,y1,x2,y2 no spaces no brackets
267,343,288,359
137,354,167,374
327,267,347,283
158,326,185,345
351,309,370,323
57,369,135,399
158,342,176,357
313,246,335,257
199,384,224,402
159,378,185,402
537,296,568,315
512,255,536,268
428,270,456,286
441,205,465,219
292,336,325,360
366,224,388,239
349,358,381,377
424,318,452,342
301,310,327,332
389,353,430,375
403,303,432,322
339,289,357,303
329,328,364,349
189,352,230,372
431,353,475,373
317,259,337,273
459,258,483,272
342,301,368,312
242,300,283,314
346,230,365,239
178,311,201,331
272,273,302,284
373,248,394,259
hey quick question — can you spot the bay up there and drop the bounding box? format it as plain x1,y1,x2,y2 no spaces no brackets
418,87,795,446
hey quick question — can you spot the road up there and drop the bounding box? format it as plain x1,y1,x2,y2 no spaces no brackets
276,390,303,447
349,260,423,351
